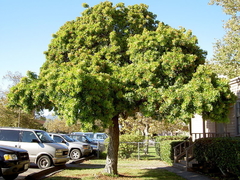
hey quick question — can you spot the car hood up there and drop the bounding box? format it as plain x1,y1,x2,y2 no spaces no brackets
0,144,28,153
46,143,69,150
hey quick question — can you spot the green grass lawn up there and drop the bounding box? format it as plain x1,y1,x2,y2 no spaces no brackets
46,159,185,180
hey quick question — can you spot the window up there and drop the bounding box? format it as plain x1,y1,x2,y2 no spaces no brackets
35,131,54,143
53,136,64,143
236,102,240,134
0,130,20,141
21,131,37,142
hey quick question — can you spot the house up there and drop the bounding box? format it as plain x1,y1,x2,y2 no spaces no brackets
190,76,240,141
174,77,240,171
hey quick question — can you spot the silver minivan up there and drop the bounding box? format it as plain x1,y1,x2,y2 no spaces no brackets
0,128,69,169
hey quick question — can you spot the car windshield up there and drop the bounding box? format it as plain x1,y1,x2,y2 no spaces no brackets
71,135,92,143
35,131,54,143
85,133,94,139
62,135,75,142
96,134,107,139
84,135,93,142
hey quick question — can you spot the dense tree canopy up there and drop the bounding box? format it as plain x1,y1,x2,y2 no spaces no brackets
7,2,236,175
208,0,240,78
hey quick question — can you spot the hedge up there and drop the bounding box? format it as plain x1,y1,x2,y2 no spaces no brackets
194,137,240,177
155,135,188,164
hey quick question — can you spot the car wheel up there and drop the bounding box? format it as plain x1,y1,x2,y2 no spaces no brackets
70,149,81,160
37,155,51,169
2,174,18,180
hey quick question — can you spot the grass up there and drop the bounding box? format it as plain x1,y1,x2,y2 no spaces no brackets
46,159,185,180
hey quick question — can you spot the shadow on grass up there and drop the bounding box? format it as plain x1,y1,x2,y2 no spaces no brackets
46,168,185,180
69,163,105,169
137,168,185,180
46,178,81,180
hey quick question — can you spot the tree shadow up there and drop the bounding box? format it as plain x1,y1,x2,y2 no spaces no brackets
137,167,184,180
68,163,105,169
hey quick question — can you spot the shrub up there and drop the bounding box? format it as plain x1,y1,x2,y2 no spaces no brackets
160,140,184,164
154,136,188,163
194,137,240,177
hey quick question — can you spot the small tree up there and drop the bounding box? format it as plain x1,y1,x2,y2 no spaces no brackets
43,118,81,134
208,0,240,78
7,2,236,175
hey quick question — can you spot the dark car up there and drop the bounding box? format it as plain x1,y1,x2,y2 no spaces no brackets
0,145,30,180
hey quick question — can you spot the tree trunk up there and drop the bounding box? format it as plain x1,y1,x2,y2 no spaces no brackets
144,123,149,154
104,115,119,175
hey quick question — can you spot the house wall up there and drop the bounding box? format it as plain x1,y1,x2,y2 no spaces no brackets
191,114,203,133
191,114,216,141
227,77,240,136
205,121,215,133
226,106,236,136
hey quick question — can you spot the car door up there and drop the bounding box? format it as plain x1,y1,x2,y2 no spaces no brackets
18,131,41,162
52,135,69,147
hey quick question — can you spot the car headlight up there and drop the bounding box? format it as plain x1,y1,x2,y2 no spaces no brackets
82,145,90,150
4,154,18,161
55,150,63,156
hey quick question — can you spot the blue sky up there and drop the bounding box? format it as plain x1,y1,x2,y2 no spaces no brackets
0,0,228,90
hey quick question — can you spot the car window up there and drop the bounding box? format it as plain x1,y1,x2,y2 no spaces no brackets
35,131,54,143
84,136,93,142
71,135,90,143
21,131,37,142
62,135,74,142
53,136,64,143
0,130,20,141
85,134,94,139
96,134,107,139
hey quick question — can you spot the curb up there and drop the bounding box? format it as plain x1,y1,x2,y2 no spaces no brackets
25,165,66,180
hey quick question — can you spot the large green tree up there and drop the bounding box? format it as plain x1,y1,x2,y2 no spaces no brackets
208,0,240,78
7,2,236,175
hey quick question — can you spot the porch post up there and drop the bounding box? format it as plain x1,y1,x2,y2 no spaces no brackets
203,118,206,138
189,120,192,138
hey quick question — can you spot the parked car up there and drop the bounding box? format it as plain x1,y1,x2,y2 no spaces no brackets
93,132,108,143
69,133,105,153
0,127,69,169
72,132,108,143
0,145,30,180
48,133,92,160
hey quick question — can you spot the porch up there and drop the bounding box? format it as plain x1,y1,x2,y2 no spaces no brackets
173,132,231,171
191,132,230,141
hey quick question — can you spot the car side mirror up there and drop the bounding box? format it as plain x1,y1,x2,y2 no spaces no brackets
32,139,40,143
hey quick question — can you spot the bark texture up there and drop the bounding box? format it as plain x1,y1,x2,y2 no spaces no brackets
104,115,119,175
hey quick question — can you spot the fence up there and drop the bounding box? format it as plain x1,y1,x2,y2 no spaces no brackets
102,141,160,160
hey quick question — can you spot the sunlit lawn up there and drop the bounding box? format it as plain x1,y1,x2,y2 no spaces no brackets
46,159,185,180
